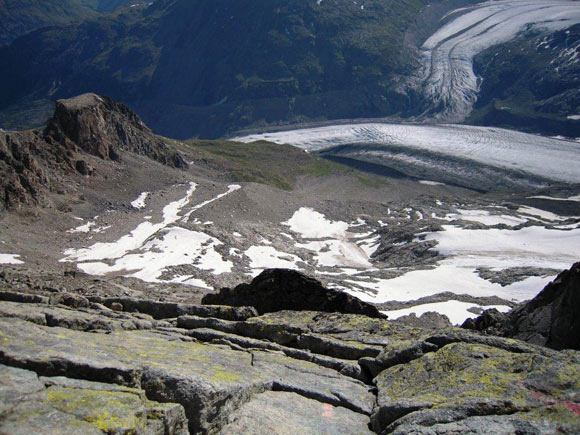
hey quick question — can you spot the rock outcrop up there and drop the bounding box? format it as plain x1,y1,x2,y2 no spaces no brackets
1,267,579,434
0,93,187,210
0,129,51,209
464,261,580,350
202,268,386,319
45,94,187,168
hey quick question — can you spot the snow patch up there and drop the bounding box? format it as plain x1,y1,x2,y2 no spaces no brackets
283,207,349,239
383,300,512,326
131,192,149,209
245,246,302,270
0,254,24,264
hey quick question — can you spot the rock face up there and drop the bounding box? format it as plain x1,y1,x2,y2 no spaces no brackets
202,268,386,319
0,93,187,210
464,262,580,350
0,129,51,210
45,93,187,168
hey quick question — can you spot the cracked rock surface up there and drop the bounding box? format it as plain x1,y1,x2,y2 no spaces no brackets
0,270,579,434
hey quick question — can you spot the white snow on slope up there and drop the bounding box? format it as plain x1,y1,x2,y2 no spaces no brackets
0,254,24,264
61,183,198,263
424,224,580,271
283,207,375,268
383,300,512,326
517,206,575,221
234,123,580,183
345,266,553,304
78,227,233,281
443,209,527,226
67,220,97,233
283,207,349,238
131,192,149,209
62,183,241,288
245,246,303,271
417,0,580,121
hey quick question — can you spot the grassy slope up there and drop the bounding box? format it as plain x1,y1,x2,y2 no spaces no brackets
168,138,378,191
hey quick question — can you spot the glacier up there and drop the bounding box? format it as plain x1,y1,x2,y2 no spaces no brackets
234,123,580,184
414,0,580,121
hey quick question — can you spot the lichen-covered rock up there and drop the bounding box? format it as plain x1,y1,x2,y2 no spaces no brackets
371,342,580,434
89,295,257,321
0,300,154,331
0,316,375,434
0,365,188,435
202,269,386,318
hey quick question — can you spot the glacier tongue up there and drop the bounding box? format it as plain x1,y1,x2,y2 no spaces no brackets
417,0,580,122
234,123,580,184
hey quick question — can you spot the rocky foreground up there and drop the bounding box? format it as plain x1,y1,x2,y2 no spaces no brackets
0,267,579,434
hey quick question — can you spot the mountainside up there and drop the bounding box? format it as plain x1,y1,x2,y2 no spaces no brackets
0,0,132,46
0,92,579,433
0,0,432,137
1,0,579,138
0,93,187,211
468,23,580,137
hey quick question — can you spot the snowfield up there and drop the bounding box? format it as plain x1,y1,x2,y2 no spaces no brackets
235,123,580,184
59,181,579,325
61,183,241,289
416,0,580,121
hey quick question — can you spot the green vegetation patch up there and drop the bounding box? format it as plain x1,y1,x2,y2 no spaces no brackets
181,138,354,190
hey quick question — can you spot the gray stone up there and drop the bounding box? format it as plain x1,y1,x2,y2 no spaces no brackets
221,391,374,434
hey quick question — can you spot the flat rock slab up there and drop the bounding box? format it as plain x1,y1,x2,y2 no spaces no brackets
372,342,580,433
221,391,374,435
0,316,374,434
0,364,187,434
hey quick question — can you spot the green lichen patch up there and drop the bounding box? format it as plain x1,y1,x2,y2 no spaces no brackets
373,342,580,432
47,386,148,433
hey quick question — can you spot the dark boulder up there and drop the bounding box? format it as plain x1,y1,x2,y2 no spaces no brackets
462,308,507,334
463,262,580,350
202,268,386,319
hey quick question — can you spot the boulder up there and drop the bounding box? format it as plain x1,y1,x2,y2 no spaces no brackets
371,341,580,434
202,268,386,319
0,365,188,435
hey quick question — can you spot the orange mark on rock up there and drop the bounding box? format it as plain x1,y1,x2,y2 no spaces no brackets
519,381,580,417
323,403,334,418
